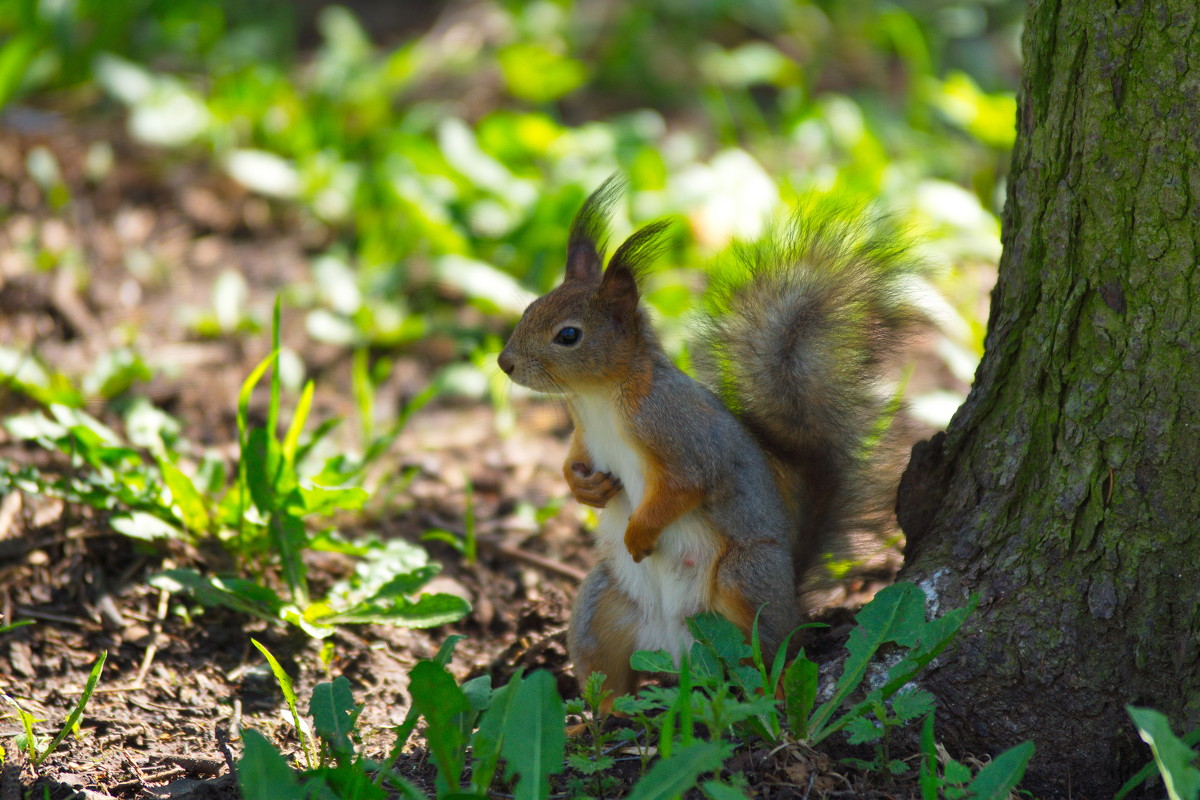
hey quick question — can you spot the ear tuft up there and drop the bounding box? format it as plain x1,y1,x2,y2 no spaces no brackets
600,219,673,318
566,174,625,282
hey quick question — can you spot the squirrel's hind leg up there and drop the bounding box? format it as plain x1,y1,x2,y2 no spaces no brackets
709,541,799,665
569,563,640,709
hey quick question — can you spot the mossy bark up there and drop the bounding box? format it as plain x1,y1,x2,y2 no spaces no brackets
897,1,1200,796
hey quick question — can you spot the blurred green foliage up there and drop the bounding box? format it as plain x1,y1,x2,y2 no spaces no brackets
2,0,1021,422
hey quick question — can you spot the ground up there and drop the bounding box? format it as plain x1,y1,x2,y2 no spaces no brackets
0,113,971,800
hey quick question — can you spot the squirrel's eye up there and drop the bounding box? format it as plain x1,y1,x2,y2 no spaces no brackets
554,326,581,346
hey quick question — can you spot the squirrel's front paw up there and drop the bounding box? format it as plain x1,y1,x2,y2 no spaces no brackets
565,462,622,508
624,529,655,563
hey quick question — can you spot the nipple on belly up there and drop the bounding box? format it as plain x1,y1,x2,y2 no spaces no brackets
682,554,697,568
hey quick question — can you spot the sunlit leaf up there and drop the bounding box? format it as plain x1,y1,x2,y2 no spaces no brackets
111,511,184,541
498,43,586,103
158,458,210,532
225,149,301,199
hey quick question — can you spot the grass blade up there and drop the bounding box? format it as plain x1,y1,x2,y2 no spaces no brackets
36,650,106,765
237,351,280,445
268,296,282,438
282,380,315,464
251,638,315,770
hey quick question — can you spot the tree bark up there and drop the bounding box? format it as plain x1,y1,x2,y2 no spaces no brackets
897,1,1200,797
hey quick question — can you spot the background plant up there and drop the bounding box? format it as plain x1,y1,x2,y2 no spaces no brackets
918,712,1034,800
1117,707,1200,800
1,300,467,639
1,651,106,770
0,0,1020,426
0,0,1030,795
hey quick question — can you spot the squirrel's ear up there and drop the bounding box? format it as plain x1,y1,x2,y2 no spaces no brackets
599,260,640,317
600,220,671,318
565,176,624,283
565,241,603,283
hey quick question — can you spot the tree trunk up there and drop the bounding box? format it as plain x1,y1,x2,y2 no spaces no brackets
896,1,1200,797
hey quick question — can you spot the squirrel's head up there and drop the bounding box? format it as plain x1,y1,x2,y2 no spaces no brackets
498,176,671,393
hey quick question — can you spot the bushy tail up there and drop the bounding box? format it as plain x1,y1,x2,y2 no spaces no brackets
695,206,922,585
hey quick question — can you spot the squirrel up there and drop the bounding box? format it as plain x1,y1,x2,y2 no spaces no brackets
497,176,918,701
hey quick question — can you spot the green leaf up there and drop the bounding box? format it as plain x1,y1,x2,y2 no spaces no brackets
246,427,291,512
51,404,123,447
501,670,565,800
352,347,374,445
317,761,389,800
844,714,882,745
250,639,314,770
158,458,210,533
150,569,283,622
625,740,733,800
2,693,41,762
315,592,469,628
631,649,679,674
461,675,493,714
297,484,369,515
810,583,976,742
35,651,106,766
1128,707,1200,800
1117,722,1200,800
3,409,67,441
497,43,586,103
110,512,184,541
272,508,311,606
363,565,441,602
432,635,467,668
892,687,936,722
408,661,471,793
0,33,40,111
0,349,81,407
237,350,280,444
469,670,524,794
282,380,315,463
238,729,305,800
569,753,615,774
842,579,924,658
422,529,466,554
967,740,1035,800
309,676,358,757
944,758,972,785
784,652,818,738
268,297,283,436
689,612,752,664
612,694,661,716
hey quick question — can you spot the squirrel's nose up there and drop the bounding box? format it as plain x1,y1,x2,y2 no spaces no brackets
497,350,515,375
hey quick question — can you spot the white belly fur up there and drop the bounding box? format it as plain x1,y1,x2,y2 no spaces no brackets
571,390,718,660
